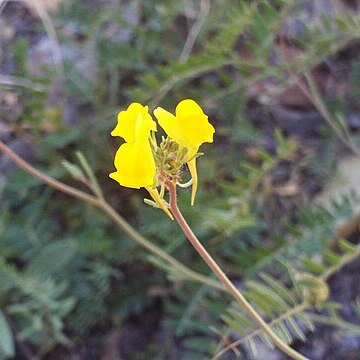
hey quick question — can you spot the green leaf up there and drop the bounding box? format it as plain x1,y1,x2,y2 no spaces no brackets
285,317,306,341
274,322,292,344
301,258,326,274
62,160,85,181
259,274,297,306
298,313,315,332
26,241,76,278
0,309,14,357
183,336,214,352
324,250,341,265
225,308,254,330
259,332,275,350
222,314,250,336
338,239,357,254
246,281,289,312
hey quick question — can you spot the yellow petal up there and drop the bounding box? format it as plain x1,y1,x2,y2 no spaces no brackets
146,187,174,220
154,107,190,146
183,146,198,163
111,103,156,143
154,99,215,150
176,99,215,148
109,142,156,189
187,157,198,206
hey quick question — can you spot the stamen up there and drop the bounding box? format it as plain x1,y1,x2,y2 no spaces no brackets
177,179,193,188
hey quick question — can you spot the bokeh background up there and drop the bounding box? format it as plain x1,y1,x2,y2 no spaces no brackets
1,0,360,359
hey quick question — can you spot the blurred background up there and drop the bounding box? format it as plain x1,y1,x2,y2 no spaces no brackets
1,0,360,359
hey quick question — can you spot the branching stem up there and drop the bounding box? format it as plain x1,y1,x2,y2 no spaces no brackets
0,139,222,291
213,302,309,359
166,177,308,360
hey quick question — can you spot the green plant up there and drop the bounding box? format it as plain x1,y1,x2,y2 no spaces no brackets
2,0,360,359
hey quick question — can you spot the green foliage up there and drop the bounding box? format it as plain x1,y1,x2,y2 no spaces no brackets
0,309,14,359
2,0,360,358
0,255,75,351
215,232,360,358
220,274,315,359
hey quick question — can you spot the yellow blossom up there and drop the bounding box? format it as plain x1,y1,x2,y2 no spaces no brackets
109,103,173,219
154,99,214,160
111,102,156,143
110,103,156,189
154,99,215,205
109,141,156,189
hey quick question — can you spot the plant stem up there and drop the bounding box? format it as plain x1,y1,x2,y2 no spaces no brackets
322,241,360,281
304,71,360,157
97,199,223,291
309,314,360,336
166,179,309,360
0,139,99,206
0,139,222,291
213,302,309,360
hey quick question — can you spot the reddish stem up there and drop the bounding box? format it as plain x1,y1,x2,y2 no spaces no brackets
166,178,308,360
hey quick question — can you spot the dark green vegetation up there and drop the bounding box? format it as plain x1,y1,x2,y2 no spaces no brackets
1,1,360,359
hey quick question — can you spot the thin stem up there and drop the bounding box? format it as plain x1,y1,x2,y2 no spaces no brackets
29,0,65,77
0,140,99,206
309,314,360,336
166,178,308,360
304,71,360,157
179,0,210,64
277,35,360,157
0,139,222,291
97,199,223,291
322,242,360,281
76,151,105,201
0,74,47,92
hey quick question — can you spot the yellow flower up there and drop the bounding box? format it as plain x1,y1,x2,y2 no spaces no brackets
111,103,156,143
154,99,214,160
110,103,156,189
109,141,156,189
110,102,173,219
154,99,215,205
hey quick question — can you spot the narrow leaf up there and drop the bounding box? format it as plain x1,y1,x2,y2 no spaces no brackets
26,241,76,278
259,332,275,350
259,274,297,306
301,258,326,274
324,250,341,265
285,317,306,342
222,315,252,335
226,308,254,329
247,338,257,358
0,309,14,357
297,313,315,332
338,239,357,254
247,281,289,312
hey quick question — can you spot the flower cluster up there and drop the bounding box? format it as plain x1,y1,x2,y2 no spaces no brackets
110,99,215,217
